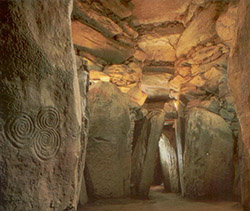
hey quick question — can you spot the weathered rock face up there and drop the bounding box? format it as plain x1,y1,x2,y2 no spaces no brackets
89,70,110,84
229,0,250,208
71,0,241,204
99,0,132,19
72,0,136,65
103,64,141,88
76,56,89,206
216,3,239,46
86,82,131,199
159,129,180,193
138,34,180,62
0,1,85,210
142,72,172,101
176,2,225,57
132,0,191,25
239,131,250,210
153,149,163,186
164,101,178,119
131,110,166,197
183,108,234,199
72,21,134,64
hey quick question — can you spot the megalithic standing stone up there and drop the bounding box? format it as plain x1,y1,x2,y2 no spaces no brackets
0,0,85,210
131,110,166,197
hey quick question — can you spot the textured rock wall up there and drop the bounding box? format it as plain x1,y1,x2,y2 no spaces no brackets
76,57,89,206
131,110,166,197
72,0,136,64
0,0,86,210
159,129,180,193
164,1,240,199
72,0,147,106
85,82,131,199
70,0,243,202
183,108,234,199
229,0,250,208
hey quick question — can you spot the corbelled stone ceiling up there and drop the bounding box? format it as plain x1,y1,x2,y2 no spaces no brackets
71,0,241,204
72,0,237,106
3,0,250,210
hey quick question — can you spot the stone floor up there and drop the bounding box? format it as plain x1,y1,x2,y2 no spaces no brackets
79,186,242,211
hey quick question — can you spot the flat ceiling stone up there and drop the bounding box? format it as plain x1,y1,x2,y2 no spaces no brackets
131,0,192,25
142,72,172,100
72,21,134,64
138,34,180,62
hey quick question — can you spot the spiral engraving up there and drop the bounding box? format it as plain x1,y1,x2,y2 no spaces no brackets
36,107,60,129
33,129,61,161
4,113,35,148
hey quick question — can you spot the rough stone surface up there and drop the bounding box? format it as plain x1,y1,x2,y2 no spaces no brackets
131,110,166,197
138,34,180,62
99,0,132,19
183,108,234,199
142,72,172,101
104,64,141,87
153,149,163,186
72,21,134,64
203,67,224,92
168,75,189,92
216,3,238,46
86,82,131,199
199,97,221,114
132,0,191,25
159,130,180,193
239,132,250,210
79,177,88,206
126,85,147,106
73,0,123,38
176,3,222,57
0,0,245,209
229,0,250,208
89,70,110,84
77,57,89,207
164,101,178,119
0,1,85,210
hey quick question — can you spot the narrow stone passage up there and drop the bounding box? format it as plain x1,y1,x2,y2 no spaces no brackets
80,186,242,211
2,0,250,210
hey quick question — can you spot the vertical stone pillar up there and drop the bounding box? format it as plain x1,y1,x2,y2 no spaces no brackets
183,108,234,199
131,110,166,197
77,58,89,206
239,130,250,210
85,82,131,199
159,130,180,193
229,0,250,208
174,102,185,196
0,1,84,210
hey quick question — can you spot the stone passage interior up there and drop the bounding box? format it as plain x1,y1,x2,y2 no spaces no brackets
1,0,250,210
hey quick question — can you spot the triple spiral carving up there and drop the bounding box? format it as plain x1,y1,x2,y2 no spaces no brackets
4,107,61,161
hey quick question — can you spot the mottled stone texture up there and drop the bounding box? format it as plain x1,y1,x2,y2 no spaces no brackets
229,0,250,208
183,108,234,199
132,0,191,25
77,57,89,206
86,82,131,199
159,130,180,193
131,110,166,197
0,1,86,210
